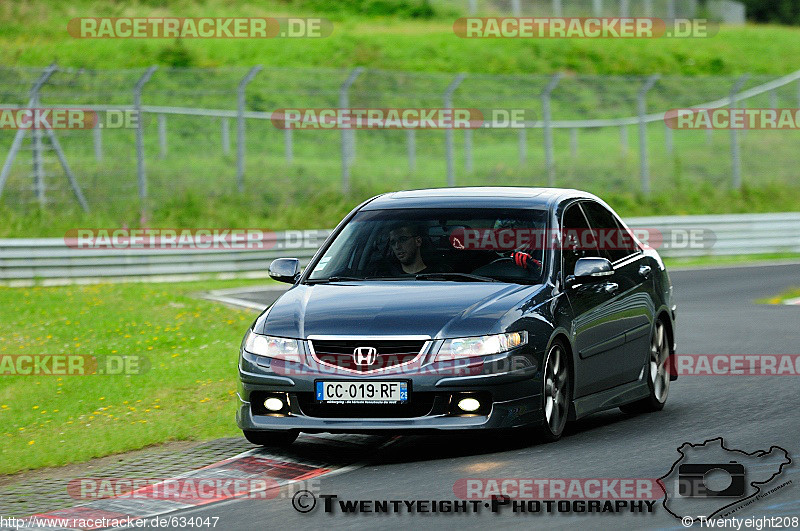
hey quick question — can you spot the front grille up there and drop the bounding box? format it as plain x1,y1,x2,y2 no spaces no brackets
309,339,426,373
296,392,436,418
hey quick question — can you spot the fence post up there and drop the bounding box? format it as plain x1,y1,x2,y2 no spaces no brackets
93,121,103,161
43,127,89,212
134,66,157,216
666,0,676,19
541,73,562,186
797,80,800,107
769,89,777,109
570,128,578,158
665,122,673,154
518,129,527,165
236,66,262,193
31,87,45,207
339,67,364,195
637,74,660,195
643,0,653,17
284,128,294,163
511,0,521,16
464,129,474,173
552,0,562,17
407,129,416,173
592,0,603,17
0,66,57,202
468,0,477,15
157,114,167,159
444,73,466,187
221,118,230,155
619,0,630,17
620,125,628,155
730,74,750,189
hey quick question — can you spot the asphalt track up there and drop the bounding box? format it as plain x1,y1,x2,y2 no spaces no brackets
154,263,800,530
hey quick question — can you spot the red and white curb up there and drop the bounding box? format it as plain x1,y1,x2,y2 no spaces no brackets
18,434,396,530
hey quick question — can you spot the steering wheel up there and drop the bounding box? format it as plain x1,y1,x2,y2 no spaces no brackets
488,251,542,270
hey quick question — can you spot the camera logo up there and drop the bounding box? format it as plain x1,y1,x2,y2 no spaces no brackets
677,462,745,497
659,437,791,523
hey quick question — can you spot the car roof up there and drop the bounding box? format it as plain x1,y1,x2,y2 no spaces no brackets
360,187,599,211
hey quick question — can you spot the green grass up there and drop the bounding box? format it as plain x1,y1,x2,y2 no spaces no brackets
758,286,800,304
2,1,800,75
0,278,269,475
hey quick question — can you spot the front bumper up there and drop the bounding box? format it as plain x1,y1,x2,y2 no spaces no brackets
236,347,543,434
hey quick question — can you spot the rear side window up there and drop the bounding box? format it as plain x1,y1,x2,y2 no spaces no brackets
581,201,638,263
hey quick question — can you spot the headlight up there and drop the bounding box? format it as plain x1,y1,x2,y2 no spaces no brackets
243,330,301,362
436,331,528,361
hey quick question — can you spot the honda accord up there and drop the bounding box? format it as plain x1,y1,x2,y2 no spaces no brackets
236,187,677,446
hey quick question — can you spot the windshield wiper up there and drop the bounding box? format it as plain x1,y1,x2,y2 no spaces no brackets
305,276,366,284
305,276,410,284
415,272,500,283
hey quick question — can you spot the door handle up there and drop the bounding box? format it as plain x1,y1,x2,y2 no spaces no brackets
603,282,619,294
638,265,651,278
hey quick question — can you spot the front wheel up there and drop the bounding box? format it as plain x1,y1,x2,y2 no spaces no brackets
522,340,571,443
620,319,670,414
243,430,298,447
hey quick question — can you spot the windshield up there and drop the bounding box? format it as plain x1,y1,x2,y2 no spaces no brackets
306,208,548,285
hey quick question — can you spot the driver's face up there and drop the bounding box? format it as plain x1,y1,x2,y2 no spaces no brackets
389,227,421,266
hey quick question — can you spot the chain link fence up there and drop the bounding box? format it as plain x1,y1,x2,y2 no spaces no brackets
1,65,799,217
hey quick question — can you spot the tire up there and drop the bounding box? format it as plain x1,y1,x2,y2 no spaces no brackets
243,430,299,447
620,319,670,414
526,339,572,443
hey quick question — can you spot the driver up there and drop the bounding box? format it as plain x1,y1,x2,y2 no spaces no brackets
387,223,429,275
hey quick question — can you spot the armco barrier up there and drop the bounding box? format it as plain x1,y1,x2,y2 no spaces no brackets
1,214,799,280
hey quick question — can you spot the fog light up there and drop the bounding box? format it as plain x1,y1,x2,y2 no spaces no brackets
264,397,285,412
457,397,481,412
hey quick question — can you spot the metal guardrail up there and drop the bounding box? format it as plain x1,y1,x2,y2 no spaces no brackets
1,214,799,280
0,232,329,280
625,212,800,258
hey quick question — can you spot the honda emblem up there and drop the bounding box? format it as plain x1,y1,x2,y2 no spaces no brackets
353,346,378,366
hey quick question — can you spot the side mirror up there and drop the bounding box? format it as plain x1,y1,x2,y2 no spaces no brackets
269,258,301,284
566,257,613,287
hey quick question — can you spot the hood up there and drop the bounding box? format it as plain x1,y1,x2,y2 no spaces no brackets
256,281,546,339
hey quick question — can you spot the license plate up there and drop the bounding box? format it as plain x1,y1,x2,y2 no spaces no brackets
315,381,408,404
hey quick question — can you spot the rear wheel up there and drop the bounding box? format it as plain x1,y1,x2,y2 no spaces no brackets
243,430,298,447
620,319,670,414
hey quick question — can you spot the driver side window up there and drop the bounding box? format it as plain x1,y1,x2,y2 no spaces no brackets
561,203,599,277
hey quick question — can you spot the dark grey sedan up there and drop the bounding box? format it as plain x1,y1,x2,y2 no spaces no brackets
237,187,677,446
